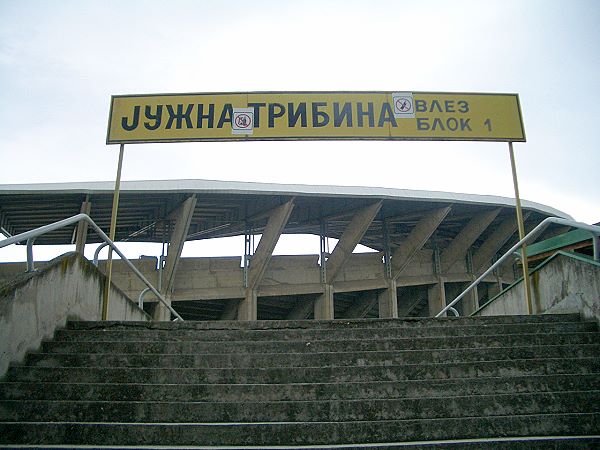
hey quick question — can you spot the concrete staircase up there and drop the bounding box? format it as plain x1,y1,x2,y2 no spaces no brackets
1,314,599,448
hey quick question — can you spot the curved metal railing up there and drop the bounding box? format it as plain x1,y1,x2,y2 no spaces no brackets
0,213,183,321
436,217,600,317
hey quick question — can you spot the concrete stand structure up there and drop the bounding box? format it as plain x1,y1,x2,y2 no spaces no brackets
1,179,599,448
0,179,573,321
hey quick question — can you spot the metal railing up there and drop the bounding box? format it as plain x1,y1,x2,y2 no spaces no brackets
436,217,600,317
0,213,183,321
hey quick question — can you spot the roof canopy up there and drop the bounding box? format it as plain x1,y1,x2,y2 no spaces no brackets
0,179,570,251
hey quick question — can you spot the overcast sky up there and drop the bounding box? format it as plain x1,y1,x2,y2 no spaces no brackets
0,0,598,235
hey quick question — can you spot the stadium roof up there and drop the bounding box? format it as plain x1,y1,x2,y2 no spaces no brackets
0,179,571,250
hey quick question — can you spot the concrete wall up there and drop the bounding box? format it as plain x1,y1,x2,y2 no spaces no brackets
98,258,160,301
475,252,600,323
263,255,321,285
103,249,516,303
0,261,32,285
0,252,149,378
176,257,245,299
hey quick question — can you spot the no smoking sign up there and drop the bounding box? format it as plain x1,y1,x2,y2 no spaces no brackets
232,108,254,135
392,92,415,118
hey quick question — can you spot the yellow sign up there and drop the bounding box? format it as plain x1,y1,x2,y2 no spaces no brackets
106,91,525,144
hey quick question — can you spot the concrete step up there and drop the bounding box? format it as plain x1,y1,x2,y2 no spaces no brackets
65,313,584,331
7,357,599,384
5,439,594,450
3,373,598,402
0,439,598,450
22,344,600,369
53,320,597,342
2,314,599,447
2,391,599,423
1,414,599,446
41,331,600,355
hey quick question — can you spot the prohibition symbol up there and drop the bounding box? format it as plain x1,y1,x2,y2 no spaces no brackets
232,108,254,135
392,92,415,118
395,97,412,113
235,113,252,129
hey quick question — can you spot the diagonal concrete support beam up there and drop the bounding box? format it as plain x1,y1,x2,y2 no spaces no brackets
238,199,295,321
472,212,531,274
338,292,378,319
314,201,381,320
220,300,240,321
325,201,382,284
162,195,197,295
398,294,427,317
287,297,315,320
154,195,197,321
392,206,451,280
247,199,295,290
441,208,501,273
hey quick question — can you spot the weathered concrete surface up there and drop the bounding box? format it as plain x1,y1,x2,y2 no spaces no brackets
101,251,513,302
475,252,600,323
1,314,599,447
0,261,40,285
0,248,518,322
100,258,161,300
0,252,149,378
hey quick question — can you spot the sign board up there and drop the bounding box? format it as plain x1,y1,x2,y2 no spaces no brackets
107,91,525,144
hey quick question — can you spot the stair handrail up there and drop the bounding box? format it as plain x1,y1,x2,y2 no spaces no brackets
436,217,600,317
0,213,184,321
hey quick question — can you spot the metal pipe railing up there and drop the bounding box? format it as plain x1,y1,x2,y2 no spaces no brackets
93,242,109,266
26,238,36,272
0,213,183,321
138,287,151,309
436,217,600,318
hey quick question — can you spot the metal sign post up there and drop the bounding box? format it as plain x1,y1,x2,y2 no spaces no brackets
508,142,533,314
102,143,125,320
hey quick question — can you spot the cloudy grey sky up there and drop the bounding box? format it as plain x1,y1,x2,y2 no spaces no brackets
0,0,598,230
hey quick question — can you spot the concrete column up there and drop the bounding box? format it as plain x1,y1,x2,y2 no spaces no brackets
238,289,257,321
315,284,334,319
378,278,398,318
428,278,447,317
461,277,479,316
154,294,173,322
75,200,92,254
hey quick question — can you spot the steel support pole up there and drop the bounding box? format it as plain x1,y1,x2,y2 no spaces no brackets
382,219,393,279
508,142,533,314
319,221,327,284
102,143,125,320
